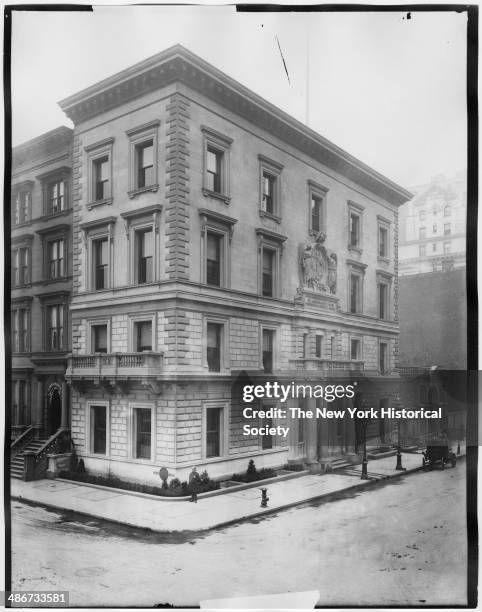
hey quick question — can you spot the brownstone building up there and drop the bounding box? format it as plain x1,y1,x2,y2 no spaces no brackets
10,127,73,477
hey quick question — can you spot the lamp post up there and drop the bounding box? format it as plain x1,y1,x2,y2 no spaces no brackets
394,394,406,471
361,420,368,479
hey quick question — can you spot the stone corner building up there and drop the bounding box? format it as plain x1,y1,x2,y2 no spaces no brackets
50,45,412,483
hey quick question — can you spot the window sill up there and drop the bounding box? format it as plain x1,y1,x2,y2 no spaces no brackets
348,245,363,255
377,256,391,265
259,210,281,224
87,197,113,211
41,276,71,285
42,209,71,221
202,188,231,204
128,184,159,199
12,283,32,289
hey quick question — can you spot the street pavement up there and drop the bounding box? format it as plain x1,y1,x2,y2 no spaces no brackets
10,451,445,533
10,462,467,607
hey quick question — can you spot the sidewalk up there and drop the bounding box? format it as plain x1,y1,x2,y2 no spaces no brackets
11,452,460,533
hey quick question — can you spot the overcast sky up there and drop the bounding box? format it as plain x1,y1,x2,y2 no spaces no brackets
10,6,467,188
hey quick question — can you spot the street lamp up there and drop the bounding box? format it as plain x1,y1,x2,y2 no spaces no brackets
394,394,406,471
361,420,368,480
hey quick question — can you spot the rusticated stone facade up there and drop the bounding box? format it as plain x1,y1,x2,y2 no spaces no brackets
59,45,412,483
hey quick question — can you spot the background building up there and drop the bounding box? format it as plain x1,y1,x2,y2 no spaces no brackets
10,127,73,476
398,172,466,276
397,172,467,370
57,45,412,483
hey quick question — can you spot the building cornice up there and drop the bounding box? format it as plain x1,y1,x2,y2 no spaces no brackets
59,45,412,207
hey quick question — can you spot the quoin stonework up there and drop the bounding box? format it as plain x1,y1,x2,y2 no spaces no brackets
12,45,434,483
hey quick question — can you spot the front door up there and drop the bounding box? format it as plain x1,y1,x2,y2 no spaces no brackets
48,387,62,435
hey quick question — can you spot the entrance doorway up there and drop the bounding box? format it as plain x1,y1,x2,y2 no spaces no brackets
48,387,62,435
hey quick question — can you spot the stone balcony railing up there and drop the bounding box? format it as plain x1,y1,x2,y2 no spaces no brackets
288,358,365,373
66,352,164,383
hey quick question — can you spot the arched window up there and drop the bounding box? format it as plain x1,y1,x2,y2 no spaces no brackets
444,205,451,217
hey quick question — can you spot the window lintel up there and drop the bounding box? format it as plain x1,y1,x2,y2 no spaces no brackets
255,227,287,243
308,180,329,194
258,154,283,174
84,137,115,153
36,166,71,183
80,216,117,232
201,125,233,147
348,200,365,213
126,119,160,138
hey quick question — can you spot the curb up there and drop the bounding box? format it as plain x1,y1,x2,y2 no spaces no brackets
10,459,442,535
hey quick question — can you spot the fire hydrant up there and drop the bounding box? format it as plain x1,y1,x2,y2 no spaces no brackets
260,487,269,508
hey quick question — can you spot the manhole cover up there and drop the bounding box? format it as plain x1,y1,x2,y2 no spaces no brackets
75,566,107,577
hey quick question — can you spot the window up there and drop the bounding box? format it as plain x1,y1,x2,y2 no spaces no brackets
444,223,451,235
349,213,360,247
419,244,426,257
347,261,366,315
207,147,222,193
37,225,69,282
302,332,309,358
348,201,364,251
14,380,30,425
308,181,328,235
135,229,154,284
432,243,437,252
125,120,160,197
262,248,275,297
12,189,32,225
12,307,30,353
92,324,108,353
259,155,283,220
377,216,390,259
93,156,110,201
262,328,275,373
256,228,286,298
135,321,152,352
48,239,65,279
311,195,322,233
205,405,225,458
134,408,152,459
135,141,154,189
121,205,161,285
419,210,426,221
378,282,388,319
199,209,237,288
350,338,361,361
419,227,426,240
90,404,107,455
350,274,361,313
206,232,222,286
47,179,67,214
93,238,109,289
444,241,451,254
315,334,323,358
37,168,70,215
47,304,64,351
379,342,389,374
202,126,232,202
262,172,276,214
444,205,451,217
207,322,222,372
432,224,437,234
12,247,30,286
85,138,114,208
